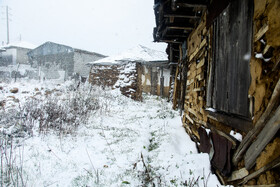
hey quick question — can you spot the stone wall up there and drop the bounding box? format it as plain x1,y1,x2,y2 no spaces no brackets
89,62,142,101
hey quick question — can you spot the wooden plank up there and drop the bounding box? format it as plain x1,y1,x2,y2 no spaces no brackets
254,24,268,42
169,16,174,23
185,114,194,124
196,74,204,81
159,40,182,44
193,87,205,92
188,108,197,116
198,96,203,101
233,78,280,165
199,38,207,50
193,118,207,126
263,44,271,56
244,106,280,170
164,14,200,19
244,184,280,187
196,58,205,69
187,71,191,77
207,111,252,133
176,2,207,8
182,114,186,123
189,39,207,62
203,27,207,35
206,123,238,149
227,168,249,182
167,26,193,30
272,56,280,71
196,67,203,75
187,79,194,86
240,156,280,185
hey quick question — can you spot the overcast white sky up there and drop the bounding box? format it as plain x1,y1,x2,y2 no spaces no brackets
0,0,166,56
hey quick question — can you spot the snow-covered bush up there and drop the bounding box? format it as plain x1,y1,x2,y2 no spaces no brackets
0,137,26,187
23,83,100,135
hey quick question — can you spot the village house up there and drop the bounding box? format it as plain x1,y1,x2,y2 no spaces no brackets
154,0,280,185
0,41,36,66
27,41,106,80
0,41,37,79
88,45,169,100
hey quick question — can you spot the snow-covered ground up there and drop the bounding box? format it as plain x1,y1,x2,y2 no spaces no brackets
0,79,224,187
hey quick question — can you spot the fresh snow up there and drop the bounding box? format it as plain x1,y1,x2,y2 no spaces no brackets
230,130,243,142
0,79,227,187
1,41,37,49
89,45,167,65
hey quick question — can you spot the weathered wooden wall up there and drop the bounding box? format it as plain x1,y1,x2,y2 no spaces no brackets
179,0,280,185
142,65,170,98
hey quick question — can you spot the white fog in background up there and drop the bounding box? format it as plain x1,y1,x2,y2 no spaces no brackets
0,0,167,55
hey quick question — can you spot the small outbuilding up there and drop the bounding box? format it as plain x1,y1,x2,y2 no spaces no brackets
27,41,106,80
88,45,169,100
0,41,36,66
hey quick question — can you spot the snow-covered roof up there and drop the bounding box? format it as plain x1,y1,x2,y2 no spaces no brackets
1,41,37,49
89,45,168,65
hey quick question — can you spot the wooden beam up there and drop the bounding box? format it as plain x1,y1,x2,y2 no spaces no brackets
196,73,204,81
254,24,268,42
263,44,271,56
244,184,280,187
188,108,197,117
167,26,193,30
227,168,249,182
187,79,194,86
176,3,207,8
196,58,205,69
207,111,252,133
272,56,280,71
159,39,182,44
193,87,205,92
206,123,238,149
240,156,280,185
189,38,207,62
164,14,200,19
244,105,280,170
185,114,194,124
233,78,280,166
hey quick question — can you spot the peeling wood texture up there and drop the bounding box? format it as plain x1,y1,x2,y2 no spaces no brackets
254,24,269,42
244,106,280,170
240,156,280,185
244,184,280,187
207,111,252,133
233,78,280,166
209,0,253,118
227,168,249,182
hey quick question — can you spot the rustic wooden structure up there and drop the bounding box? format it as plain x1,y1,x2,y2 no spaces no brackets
88,45,169,100
154,0,280,185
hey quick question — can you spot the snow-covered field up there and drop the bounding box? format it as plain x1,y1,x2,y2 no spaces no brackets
0,79,224,187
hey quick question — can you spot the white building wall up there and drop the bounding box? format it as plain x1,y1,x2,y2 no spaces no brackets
74,52,104,77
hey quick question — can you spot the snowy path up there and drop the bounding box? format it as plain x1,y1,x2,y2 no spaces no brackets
0,80,223,186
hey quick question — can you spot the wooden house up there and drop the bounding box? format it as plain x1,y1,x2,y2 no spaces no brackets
27,42,106,80
154,0,280,185
88,45,169,100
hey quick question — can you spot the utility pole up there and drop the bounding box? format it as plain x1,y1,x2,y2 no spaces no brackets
6,6,9,44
